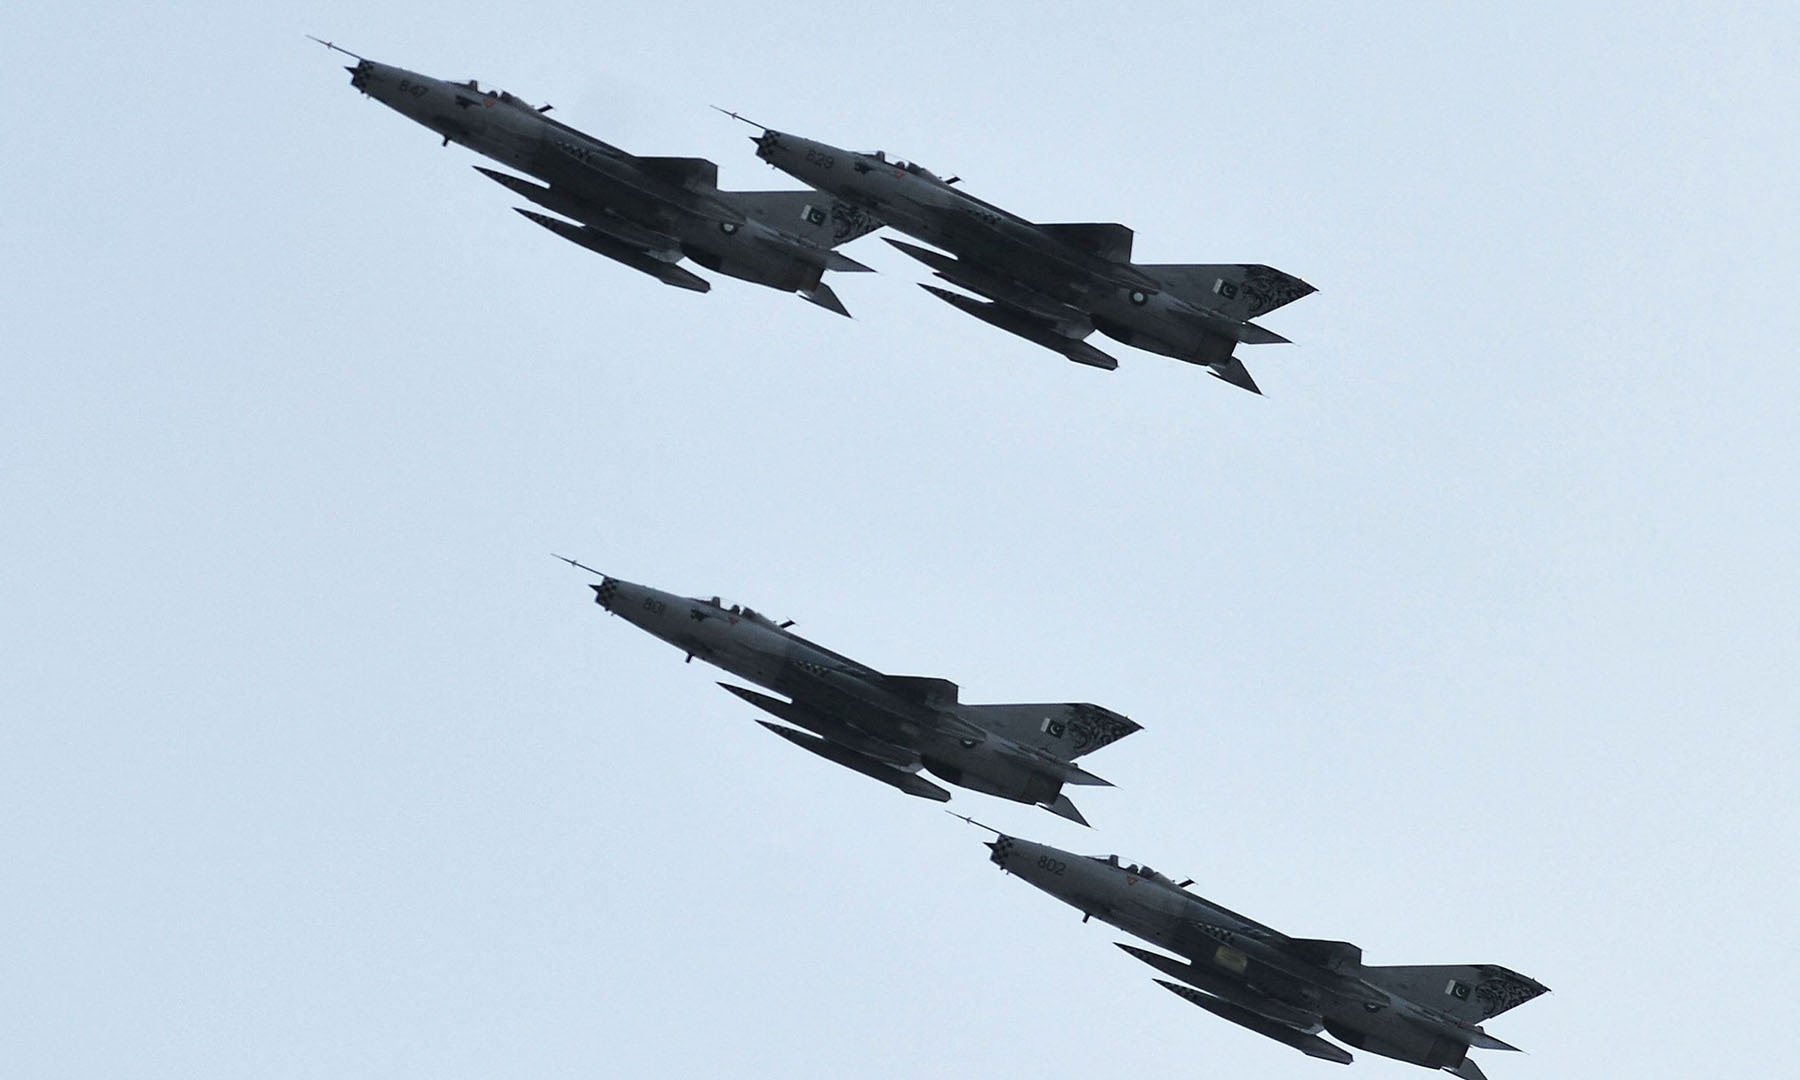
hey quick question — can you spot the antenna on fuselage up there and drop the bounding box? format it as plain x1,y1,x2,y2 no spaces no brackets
552,553,604,577
946,811,1002,836
710,105,769,132
305,35,365,62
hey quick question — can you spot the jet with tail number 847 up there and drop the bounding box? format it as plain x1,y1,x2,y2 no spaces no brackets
739,120,1313,391
313,40,880,314
562,559,1139,824
975,826,1547,1078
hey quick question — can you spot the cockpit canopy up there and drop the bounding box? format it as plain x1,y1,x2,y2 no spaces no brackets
700,596,783,628
457,80,545,112
861,149,941,181
1092,853,1178,886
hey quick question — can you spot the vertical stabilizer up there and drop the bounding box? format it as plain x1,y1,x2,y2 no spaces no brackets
1143,263,1317,320
1363,965,1549,1024
731,191,884,249
954,702,1141,761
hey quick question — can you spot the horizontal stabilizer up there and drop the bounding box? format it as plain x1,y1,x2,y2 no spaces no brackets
1037,756,1113,786
1155,981,1353,1064
1144,262,1317,319
513,209,709,293
801,282,850,317
824,251,875,273
1038,221,1135,263
1447,1058,1490,1080
635,155,719,192
1208,355,1262,395
1042,792,1089,826
920,285,1119,370
1236,322,1292,346
756,721,951,802
1464,1030,1522,1053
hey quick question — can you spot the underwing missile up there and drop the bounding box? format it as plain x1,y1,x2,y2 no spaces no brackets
920,285,1119,370
514,209,709,293
1154,980,1354,1064
756,722,952,802
1118,945,1321,1030
719,683,913,766
476,167,674,251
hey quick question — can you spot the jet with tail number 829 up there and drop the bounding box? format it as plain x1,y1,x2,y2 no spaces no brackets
562,559,1139,824
976,826,1547,1078
738,120,1313,391
313,40,881,314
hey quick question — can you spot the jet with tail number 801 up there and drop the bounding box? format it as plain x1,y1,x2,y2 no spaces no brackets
740,121,1313,391
313,40,881,314
976,826,1547,1078
562,559,1139,824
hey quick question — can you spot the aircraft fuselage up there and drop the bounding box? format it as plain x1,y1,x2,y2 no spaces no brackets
755,130,1251,367
986,834,1529,1073
587,574,1093,814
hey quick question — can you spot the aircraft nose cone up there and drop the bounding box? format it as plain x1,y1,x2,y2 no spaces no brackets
986,836,1014,867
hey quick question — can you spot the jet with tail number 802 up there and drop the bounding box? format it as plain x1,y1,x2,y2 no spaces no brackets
740,121,1313,391
563,559,1139,824
314,40,880,314
977,827,1547,1078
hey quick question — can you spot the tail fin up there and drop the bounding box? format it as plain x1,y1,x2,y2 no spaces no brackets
730,190,884,249
1362,965,1549,1024
1142,263,1316,320
953,702,1140,761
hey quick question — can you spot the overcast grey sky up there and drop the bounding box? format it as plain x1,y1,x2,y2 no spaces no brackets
4,3,1797,1078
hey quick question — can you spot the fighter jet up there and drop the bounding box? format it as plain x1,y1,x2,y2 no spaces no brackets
741,122,1313,390
562,559,1140,824
313,41,880,314
978,828,1547,1077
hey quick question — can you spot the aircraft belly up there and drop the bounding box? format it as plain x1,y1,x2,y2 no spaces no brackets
472,113,539,169
726,652,786,687
1087,296,1183,351
765,669,903,739
530,151,660,224
877,200,981,254
1115,907,1180,946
